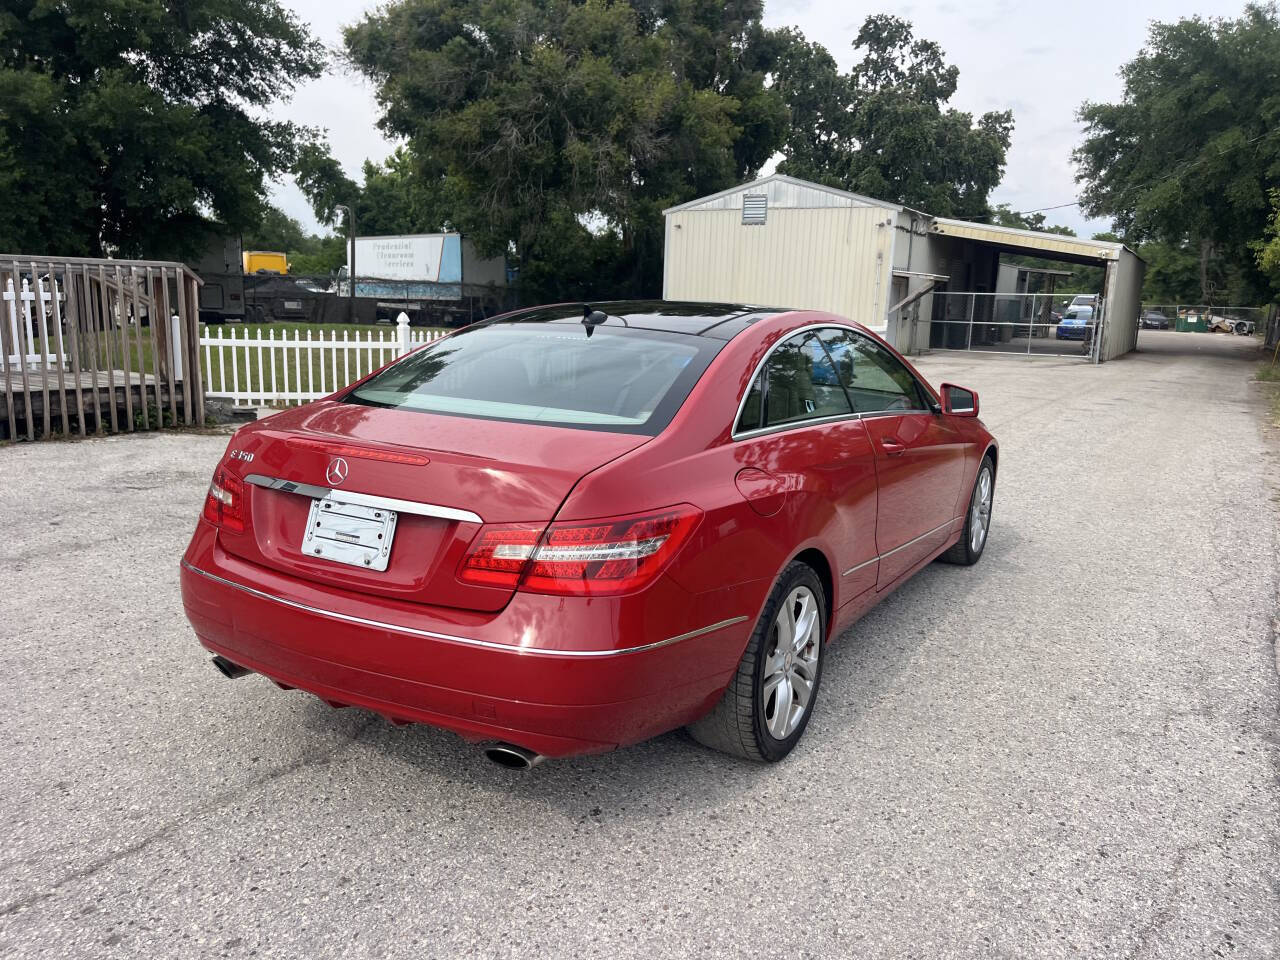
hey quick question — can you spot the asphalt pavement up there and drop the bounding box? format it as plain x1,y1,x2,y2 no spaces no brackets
1,329,1277,959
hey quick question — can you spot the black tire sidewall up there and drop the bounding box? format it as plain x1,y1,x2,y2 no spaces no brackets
964,459,995,563
751,564,827,762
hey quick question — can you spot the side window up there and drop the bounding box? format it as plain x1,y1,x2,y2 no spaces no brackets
736,331,852,434
818,328,928,414
737,374,765,432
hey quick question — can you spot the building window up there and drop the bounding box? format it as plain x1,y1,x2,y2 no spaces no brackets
742,194,767,225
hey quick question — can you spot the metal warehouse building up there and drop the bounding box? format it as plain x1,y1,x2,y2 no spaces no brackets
662,175,1145,361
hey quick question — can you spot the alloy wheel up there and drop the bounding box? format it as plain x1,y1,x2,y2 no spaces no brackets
761,586,821,740
970,466,993,553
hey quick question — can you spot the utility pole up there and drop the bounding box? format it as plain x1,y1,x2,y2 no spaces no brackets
335,204,357,323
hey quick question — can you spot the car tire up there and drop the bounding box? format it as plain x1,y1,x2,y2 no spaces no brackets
939,455,995,566
687,562,827,762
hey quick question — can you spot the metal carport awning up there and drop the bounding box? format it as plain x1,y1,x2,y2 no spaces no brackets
929,218,1126,266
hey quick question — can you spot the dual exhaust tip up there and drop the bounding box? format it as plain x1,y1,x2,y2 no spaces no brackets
210,656,544,769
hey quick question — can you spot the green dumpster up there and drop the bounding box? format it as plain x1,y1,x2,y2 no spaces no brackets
1176,312,1207,332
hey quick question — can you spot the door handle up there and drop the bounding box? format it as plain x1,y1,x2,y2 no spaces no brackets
880,439,906,456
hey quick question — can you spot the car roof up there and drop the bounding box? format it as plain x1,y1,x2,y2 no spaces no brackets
483,300,792,341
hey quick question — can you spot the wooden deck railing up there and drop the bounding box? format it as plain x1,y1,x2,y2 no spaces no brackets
0,256,204,440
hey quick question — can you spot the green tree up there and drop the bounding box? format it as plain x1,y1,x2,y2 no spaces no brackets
990,203,1076,237
288,236,348,276
354,149,450,236
1138,241,1206,303
1255,190,1280,285
341,0,785,298
774,15,1013,218
0,0,324,259
244,206,309,254
1073,3,1280,304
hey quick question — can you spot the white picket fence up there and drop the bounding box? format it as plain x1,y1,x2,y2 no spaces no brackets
200,314,446,407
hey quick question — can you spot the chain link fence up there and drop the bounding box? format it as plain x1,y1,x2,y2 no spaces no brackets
1138,304,1266,336
897,292,1100,360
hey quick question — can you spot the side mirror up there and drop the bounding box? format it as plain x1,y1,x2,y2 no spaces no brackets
940,383,979,418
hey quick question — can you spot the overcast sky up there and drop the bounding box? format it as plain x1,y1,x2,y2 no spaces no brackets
273,0,1249,238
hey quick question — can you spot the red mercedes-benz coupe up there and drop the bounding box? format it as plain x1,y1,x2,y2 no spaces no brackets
181,302,997,766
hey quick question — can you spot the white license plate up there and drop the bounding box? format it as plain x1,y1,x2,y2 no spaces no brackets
303,496,398,571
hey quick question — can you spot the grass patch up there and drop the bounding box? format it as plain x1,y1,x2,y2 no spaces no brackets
1255,360,1280,426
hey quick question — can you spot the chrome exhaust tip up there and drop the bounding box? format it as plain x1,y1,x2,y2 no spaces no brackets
211,655,251,679
483,743,544,770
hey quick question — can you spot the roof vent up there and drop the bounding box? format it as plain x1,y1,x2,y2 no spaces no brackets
742,194,767,226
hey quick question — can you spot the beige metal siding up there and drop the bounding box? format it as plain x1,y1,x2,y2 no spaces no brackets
663,207,894,328
1100,248,1144,361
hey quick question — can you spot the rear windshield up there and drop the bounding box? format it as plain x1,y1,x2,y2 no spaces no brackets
346,323,720,434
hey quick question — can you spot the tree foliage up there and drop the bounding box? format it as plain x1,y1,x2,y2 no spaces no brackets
773,15,1013,219
1256,190,1280,286
990,204,1076,237
244,206,310,254
296,146,445,237
1074,3,1280,302
340,0,787,297
0,0,324,258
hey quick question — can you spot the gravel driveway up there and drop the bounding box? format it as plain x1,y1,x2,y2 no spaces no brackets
2,330,1277,959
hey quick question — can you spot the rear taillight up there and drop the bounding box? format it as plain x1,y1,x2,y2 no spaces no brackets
202,468,245,533
457,505,701,596
456,526,542,588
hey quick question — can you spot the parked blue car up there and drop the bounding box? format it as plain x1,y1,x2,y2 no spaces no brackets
1056,307,1094,340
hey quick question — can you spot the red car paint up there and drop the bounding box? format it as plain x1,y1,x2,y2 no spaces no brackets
181,304,997,758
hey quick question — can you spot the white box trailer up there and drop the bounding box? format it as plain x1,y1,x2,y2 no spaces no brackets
340,233,506,301
334,233,509,325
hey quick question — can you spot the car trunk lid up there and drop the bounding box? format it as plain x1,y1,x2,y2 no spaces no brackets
216,401,649,611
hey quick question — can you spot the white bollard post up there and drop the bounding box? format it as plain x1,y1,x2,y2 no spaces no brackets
396,311,412,357
170,314,183,380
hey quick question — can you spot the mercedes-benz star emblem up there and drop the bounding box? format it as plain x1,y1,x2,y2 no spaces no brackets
326,457,349,486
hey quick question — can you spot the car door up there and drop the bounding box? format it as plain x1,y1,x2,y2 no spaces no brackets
818,328,966,588
734,329,880,602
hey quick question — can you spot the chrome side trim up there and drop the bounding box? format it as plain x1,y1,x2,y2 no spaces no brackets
840,556,877,578
662,617,751,646
840,517,961,577
879,518,960,560
181,561,747,658
244,474,483,524
733,409,916,442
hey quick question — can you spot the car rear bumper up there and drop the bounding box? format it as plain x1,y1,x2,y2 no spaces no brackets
179,531,757,758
